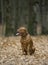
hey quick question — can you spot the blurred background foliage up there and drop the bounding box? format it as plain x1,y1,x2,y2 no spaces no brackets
0,0,48,36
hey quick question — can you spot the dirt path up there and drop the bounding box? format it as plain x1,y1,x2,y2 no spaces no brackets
0,35,48,65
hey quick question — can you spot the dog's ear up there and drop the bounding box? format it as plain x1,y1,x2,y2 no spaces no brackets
24,28,28,34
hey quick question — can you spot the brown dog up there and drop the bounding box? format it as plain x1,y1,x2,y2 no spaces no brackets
16,27,35,55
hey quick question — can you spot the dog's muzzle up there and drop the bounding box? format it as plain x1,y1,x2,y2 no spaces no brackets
16,32,20,36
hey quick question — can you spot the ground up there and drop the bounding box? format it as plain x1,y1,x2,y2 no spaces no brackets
0,35,48,65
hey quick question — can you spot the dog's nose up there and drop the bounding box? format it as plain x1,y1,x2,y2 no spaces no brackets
16,33,20,36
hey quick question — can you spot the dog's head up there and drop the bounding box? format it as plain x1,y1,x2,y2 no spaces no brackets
16,27,28,37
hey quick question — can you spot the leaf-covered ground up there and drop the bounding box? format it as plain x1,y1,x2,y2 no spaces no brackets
0,35,48,65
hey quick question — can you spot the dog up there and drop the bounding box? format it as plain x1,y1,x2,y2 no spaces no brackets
16,27,35,55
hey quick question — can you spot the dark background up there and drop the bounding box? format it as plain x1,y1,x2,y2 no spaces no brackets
0,0,48,36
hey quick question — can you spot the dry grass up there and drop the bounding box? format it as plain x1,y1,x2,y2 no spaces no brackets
0,35,48,65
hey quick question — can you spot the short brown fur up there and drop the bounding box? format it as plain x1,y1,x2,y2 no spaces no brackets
17,27,35,55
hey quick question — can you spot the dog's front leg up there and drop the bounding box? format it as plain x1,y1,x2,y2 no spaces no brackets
21,43,27,55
